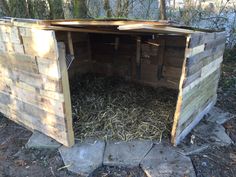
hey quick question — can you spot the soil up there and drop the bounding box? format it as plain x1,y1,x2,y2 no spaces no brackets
0,116,77,177
1,114,235,177
91,166,147,177
191,145,236,177
0,115,147,177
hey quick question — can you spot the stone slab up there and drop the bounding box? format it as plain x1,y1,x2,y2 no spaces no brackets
177,143,209,156
103,140,153,167
141,143,196,177
193,121,233,146
59,140,105,176
26,131,61,149
207,107,234,125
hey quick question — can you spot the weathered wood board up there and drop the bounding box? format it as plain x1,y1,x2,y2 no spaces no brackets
171,32,226,145
0,24,74,147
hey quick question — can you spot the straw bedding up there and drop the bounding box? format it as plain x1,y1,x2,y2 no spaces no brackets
70,74,178,142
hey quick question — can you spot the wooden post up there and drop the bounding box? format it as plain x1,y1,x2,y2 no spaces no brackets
67,32,74,56
159,0,167,20
136,37,141,80
66,32,75,69
157,39,165,80
58,42,75,147
111,37,119,75
87,34,92,61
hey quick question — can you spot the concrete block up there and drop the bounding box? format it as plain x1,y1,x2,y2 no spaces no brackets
26,131,61,149
207,107,234,124
177,143,209,156
103,140,153,167
141,143,196,177
59,140,105,176
193,121,233,146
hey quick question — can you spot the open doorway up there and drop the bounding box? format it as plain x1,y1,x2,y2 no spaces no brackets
56,31,186,142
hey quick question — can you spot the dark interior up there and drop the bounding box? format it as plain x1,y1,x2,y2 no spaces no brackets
55,31,186,141
55,32,186,90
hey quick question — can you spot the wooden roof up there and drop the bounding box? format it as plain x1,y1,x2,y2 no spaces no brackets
0,17,221,35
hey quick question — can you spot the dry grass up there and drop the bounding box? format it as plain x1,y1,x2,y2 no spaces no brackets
70,74,178,142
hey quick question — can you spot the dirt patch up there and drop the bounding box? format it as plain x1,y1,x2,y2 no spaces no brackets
224,117,236,143
191,145,236,177
0,115,77,177
91,166,147,177
0,115,147,177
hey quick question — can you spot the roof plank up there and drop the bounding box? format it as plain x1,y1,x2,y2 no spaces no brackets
118,24,195,35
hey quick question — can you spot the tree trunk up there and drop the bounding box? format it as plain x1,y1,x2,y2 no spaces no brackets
26,0,34,18
123,0,129,17
103,0,112,18
159,0,167,20
8,0,29,18
74,0,87,18
115,0,129,18
47,0,64,19
47,0,54,19
63,0,73,19
0,0,9,16
115,0,122,17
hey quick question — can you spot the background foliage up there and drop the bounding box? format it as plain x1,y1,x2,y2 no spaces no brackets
0,0,235,48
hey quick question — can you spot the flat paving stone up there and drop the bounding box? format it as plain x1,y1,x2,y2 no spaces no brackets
103,140,153,167
26,131,61,149
177,142,209,156
59,140,105,176
207,107,234,125
193,121,233,146
141,143,196,177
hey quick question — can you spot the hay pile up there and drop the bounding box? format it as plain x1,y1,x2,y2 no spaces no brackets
70,74,178,142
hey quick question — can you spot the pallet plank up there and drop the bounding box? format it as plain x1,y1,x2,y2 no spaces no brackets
22,30,58,60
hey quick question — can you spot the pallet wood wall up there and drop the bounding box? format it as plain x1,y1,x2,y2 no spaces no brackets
171,31,226,145
89,34,186,89
0,25,74,147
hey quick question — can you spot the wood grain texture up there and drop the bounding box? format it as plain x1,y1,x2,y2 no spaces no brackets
0,26,21,44
22,29,58,60
0,25,74,147
0,53,39,74
171,31,226,145
57,42,75,147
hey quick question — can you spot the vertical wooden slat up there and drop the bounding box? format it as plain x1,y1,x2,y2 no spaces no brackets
67,32,74,55
136,37,141,80
58,42,75,147
87,34,92,61
157,39,165,80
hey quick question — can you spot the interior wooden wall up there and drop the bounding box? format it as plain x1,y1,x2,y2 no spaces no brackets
0,25,74,147
64,32,186,90
56,32,92,78
171,31,226,145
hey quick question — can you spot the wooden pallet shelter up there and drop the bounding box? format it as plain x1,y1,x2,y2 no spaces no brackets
0,18,226,146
